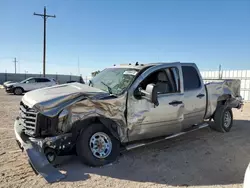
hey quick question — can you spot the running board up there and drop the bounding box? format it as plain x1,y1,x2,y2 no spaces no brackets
125,123,209,150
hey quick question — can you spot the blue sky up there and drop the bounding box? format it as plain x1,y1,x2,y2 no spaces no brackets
0,0,250,76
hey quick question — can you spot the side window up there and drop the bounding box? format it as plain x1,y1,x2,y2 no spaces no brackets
35,78,50,82
138,67,180,95
26,78,35,83
182,66,201,91
166,67,180,92
42,78,50,82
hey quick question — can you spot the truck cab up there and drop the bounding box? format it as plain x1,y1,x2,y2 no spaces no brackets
126,63,206,141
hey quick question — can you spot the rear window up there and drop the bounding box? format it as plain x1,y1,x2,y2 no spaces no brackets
182,66,201,91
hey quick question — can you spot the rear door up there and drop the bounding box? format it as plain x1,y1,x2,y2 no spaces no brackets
181,64,206,129
35,78,53,89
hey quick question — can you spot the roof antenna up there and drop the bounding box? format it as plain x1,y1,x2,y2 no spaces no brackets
135,62,139,66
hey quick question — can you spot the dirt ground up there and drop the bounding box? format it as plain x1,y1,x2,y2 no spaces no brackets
0,89,249,188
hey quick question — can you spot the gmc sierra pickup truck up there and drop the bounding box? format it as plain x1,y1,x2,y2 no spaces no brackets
14,62,243,182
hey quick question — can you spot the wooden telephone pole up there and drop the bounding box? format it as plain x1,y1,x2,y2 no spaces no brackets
34,6,56,77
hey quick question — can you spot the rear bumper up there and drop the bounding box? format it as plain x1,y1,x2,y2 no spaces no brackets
14,119,66,183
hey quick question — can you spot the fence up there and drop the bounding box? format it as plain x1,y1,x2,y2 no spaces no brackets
0,73,83,84
201,70,250,101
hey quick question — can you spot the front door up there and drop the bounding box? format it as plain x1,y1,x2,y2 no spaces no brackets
127,63,185,142
22,78,37,91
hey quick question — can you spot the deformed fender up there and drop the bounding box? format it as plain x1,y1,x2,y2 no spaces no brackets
205,79,242,119
70,93,128,143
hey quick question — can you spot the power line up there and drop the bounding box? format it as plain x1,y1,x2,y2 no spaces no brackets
34,6,56,77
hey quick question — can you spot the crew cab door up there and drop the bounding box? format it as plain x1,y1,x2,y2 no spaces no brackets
181,64,206,129
127,63,185,142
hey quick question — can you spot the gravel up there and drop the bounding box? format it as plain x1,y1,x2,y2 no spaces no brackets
0,89,249,188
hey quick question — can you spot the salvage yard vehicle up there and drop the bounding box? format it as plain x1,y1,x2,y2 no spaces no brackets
4,77,57,95
14,62,243,182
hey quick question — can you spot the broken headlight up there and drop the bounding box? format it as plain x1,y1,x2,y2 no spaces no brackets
58,109,72,133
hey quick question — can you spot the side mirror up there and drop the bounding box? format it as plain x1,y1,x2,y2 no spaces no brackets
140,84,159,106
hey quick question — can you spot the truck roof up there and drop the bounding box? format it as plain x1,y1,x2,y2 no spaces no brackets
112,62,195,70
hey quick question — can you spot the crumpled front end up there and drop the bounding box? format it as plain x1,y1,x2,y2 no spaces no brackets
14,118,67,183
14,82,129,182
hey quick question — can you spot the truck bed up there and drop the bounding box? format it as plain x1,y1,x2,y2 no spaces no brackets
204,79,242,119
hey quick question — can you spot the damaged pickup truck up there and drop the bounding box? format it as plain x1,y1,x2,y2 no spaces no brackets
14,62,243,182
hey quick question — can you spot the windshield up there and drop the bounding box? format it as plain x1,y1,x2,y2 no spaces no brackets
90,68,139,95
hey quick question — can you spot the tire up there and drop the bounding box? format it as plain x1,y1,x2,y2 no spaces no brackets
76,123,120,167
211,105,233,132
13,87,23,95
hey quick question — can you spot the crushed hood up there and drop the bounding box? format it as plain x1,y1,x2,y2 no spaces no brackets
22,83,108,112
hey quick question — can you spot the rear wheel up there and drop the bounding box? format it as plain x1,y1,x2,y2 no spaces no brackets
14,87,23,95
211,105,233,132
76,123,120,166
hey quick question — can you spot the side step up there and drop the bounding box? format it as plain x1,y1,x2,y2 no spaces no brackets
125,123,209,150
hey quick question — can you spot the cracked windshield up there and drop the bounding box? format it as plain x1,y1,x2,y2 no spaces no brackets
90,68,138,95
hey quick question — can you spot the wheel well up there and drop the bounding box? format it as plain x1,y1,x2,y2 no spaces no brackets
14,87,24,91
71,117,122,143
212,95,232,119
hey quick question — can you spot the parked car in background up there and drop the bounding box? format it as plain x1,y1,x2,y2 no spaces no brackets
66,77,85,84
4,77,57,95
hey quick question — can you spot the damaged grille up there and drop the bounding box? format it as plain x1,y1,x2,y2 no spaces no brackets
19,101,38,136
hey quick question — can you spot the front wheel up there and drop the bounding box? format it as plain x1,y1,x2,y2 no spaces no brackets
211,105,233,132
76,123,120,166
14,87,23,95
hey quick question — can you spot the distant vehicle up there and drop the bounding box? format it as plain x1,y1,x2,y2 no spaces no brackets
4,77,57,95
66,80,85,84
66,77,85,84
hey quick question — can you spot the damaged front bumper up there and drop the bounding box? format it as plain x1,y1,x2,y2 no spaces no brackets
14,119,70,183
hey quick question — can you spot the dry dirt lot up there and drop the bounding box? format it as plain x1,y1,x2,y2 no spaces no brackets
0,89,250,188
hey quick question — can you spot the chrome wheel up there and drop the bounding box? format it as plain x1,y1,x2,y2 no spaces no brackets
224,111,232,128
89,132,112,159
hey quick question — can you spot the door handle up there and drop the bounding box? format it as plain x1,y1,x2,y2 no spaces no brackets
196,93,205,98
169,101,183,106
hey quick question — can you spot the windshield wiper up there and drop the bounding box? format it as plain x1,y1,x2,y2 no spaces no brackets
101,81,113,94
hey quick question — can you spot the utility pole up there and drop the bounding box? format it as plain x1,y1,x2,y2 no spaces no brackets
219,64,222,79
13,58,17,74
34,6,56,77
78,57,80,75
